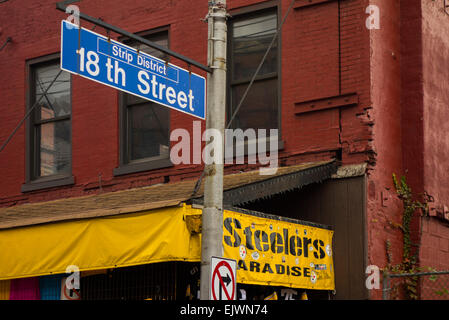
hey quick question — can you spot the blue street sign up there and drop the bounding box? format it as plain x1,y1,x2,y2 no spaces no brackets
61,20,206,119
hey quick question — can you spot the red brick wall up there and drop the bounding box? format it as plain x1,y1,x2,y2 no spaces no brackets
284,1,341,155
422,0,449,211
362,0,407,299
339,0,372,163
419,217,449,300
283,0,372,162
365,0,449,299
420,218,449,271
400,0,425,278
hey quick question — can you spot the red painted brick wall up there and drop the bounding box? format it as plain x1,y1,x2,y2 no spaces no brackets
365,0,449,299
284,1,341,154
422,0,449,211
419,1,449,298
400,0,425,284
339,0,372,163
364,0,404,300
420,218,449,271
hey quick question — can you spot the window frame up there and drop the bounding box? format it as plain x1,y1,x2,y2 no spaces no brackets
22,53,74,193
114,26,173,177
226,1,284,156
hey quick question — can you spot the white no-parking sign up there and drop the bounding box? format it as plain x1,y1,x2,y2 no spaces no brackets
210,256,237,300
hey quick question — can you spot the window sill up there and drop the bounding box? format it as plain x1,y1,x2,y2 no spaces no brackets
113,158,173,176
224,139,284,162
21,175,75,193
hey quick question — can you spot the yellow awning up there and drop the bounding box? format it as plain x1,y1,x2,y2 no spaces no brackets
0,204,201,280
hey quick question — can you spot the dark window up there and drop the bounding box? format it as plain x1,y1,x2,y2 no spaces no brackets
115,30,172,176
228,8,279,131
22,55,73,192
80,262,197,300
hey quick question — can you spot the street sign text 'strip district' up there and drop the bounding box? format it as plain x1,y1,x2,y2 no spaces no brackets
61,20,206,119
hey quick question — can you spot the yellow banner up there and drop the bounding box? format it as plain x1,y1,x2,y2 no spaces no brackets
223,209,335,290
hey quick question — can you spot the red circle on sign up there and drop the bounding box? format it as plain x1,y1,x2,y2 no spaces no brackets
211,260,235,300
63,286,80,300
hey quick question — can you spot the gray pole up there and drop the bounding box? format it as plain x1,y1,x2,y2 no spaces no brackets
200,0,227,300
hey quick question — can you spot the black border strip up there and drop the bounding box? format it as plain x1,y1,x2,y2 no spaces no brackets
193,161,338,206
224,205,333,231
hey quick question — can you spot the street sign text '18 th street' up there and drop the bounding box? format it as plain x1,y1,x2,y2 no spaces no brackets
61,20,206,119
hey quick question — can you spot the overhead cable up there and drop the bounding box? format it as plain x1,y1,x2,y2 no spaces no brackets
0,70,63,153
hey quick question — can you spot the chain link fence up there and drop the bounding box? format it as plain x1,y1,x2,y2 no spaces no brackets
383,270,449,300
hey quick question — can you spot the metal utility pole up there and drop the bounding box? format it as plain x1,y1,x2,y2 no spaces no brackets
200,0,227,300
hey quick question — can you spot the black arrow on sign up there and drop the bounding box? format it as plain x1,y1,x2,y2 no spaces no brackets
219,273,232,300
222,273,231,287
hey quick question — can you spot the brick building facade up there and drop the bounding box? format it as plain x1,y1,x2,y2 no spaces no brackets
0,0,448,300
